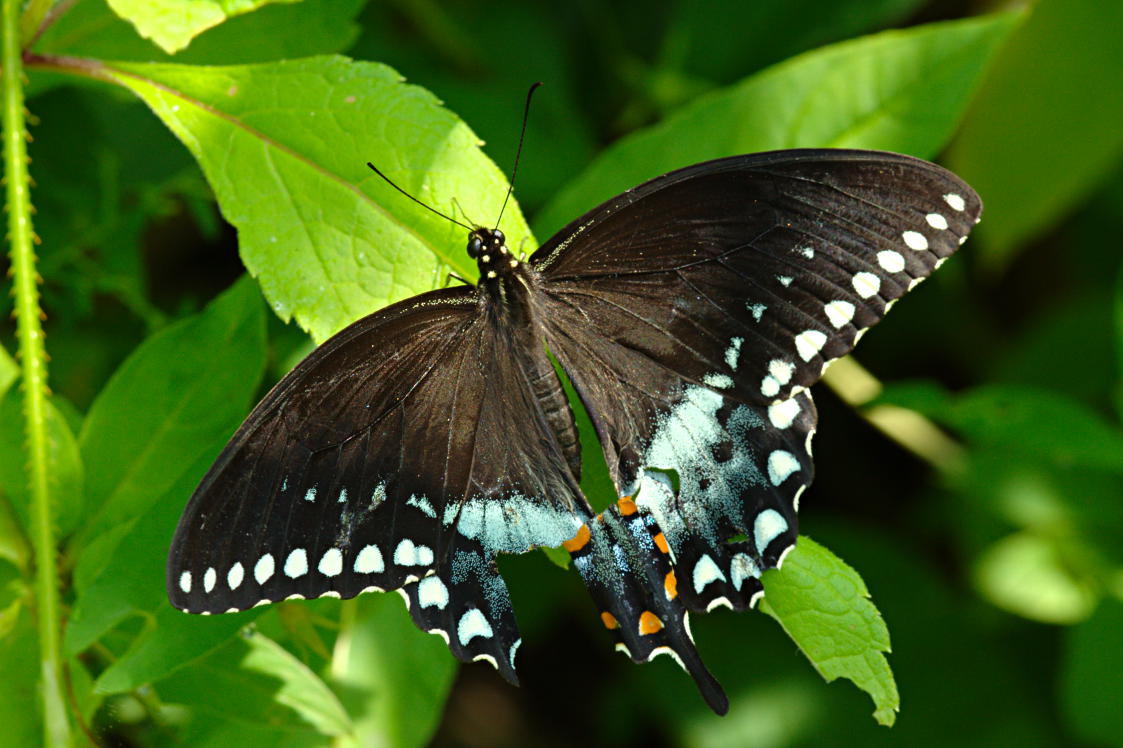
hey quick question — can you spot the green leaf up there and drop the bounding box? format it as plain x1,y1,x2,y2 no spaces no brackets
948,0,1123,266
37,0,364,66
102,55,531,342
0,608,41,747
0,346,15,397
106,0,300,54
759,536,898,726
73,276,265,559
0,390,84,538
881,383,1123,473
94,605,252,694
159,631,353,738
1061,598,1123,744
973,531,1098,624
534,13,1019,238
331,594,457,748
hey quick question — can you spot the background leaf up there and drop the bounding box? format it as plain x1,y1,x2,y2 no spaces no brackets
105,0,300,54
103,55,531,342
535,13,1018,237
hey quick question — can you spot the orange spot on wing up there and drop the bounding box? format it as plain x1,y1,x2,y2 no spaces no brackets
617,496,638,516
664,570,677,600
653,533,669,554
638,611,663,635
601,611,619,630
563,524,591,553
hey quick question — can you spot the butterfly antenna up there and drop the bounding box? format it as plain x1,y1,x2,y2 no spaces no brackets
494,81,542,231
367,162,473,230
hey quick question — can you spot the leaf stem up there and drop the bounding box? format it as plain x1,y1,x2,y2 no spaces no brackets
822,356,966,474
2,0,70,743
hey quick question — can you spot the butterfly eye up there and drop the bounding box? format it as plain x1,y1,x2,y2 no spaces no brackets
467,236,483,258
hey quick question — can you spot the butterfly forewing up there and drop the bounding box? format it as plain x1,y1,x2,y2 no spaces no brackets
168,285,591,680
533,149,979,618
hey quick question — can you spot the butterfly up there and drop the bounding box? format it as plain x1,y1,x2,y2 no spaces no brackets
168,147,980,715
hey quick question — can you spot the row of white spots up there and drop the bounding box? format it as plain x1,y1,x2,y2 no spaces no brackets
179,538,419,599
687,508,789,599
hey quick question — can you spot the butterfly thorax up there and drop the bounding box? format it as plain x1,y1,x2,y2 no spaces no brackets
468,227,538,321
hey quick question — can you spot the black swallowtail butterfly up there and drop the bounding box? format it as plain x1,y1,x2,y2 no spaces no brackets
168,148,980,715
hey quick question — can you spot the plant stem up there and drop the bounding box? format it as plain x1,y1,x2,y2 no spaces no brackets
822,356,966,474
2,0,70,744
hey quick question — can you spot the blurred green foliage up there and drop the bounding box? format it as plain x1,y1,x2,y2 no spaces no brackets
1,0,1121,745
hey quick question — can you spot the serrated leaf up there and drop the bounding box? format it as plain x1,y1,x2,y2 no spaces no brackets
102,55,531,342
331,594,456,748
159,631,353,737
0,390,85,538
534,13,1018,238
38,0,363,66
759,536,899,726
106,0,299,54
73,276,265,560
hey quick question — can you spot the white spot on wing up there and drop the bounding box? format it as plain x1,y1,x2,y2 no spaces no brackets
355,544,384,573
777,275,793,287
748,303,766,322
926,212,949,230
692,555,725,594
767,450,800,486
760,358,795,397
943,193,966,211
794,330,827,362
730,553,759,591
203,567,216,593
768,398,801,429
284,548,308,578
394,539,434,566
457,608,494,645
304,487,317,502
725,337,744,370
877,250,906,273
418,576,449,609
228,562,244,590
179,571,191,594
704,373,733,389
852,272,881,299
318,548,343,577
902,230,929,251
754,509,789,554
824,300,855,328
254,554,275,584
406,494,436,518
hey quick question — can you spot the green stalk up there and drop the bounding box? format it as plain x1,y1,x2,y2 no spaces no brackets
2,0,70,744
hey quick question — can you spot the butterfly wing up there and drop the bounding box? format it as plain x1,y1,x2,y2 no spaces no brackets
168,286,590,681
532,150,979,693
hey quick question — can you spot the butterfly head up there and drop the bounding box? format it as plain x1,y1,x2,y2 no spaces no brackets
467,227,518,282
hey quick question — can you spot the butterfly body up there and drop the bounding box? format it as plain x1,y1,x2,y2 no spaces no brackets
169,149,981,715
